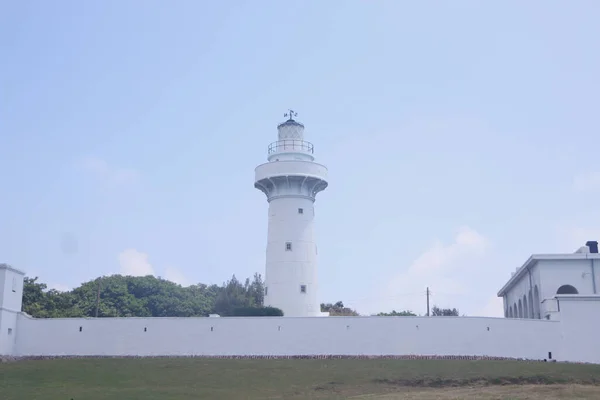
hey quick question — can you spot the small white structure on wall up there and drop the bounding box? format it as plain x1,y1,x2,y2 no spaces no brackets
0,263,25,356
254,111,329,317
497,241,600,321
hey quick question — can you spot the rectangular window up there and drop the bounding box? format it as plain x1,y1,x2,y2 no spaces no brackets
300,285,306,293
298,208,303,214
285,242,292,251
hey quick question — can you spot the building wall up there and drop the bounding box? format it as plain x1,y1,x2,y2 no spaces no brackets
0,266,25,312
555,296,600,363
538,259,598,300
0,310,18,356
0,266,24,356
14,315,559,360
265,196,320,317
504,263,541,319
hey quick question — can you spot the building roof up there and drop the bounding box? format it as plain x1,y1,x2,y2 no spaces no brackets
0,263,26,276
496,253,600,297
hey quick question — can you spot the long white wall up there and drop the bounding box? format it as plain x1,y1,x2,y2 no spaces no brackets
15,315,560,360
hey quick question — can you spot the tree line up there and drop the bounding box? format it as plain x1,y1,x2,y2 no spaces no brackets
21,273,459,318
22,273,282,318
320,302,459,317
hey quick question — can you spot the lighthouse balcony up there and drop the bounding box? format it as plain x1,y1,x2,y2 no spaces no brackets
268,139,314,155
255,160,328,183
254,160,328,200
267,140,316,162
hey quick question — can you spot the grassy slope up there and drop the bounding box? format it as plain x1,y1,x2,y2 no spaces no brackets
1,358,600,400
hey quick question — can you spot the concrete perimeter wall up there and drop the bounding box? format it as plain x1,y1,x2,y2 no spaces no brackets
15,315,560,361
555,295,600,363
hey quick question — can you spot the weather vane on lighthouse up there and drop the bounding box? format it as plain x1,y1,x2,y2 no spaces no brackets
284,109,298,121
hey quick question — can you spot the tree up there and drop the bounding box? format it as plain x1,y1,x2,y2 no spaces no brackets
431,305,459,316
245,273,265,307
376,310,416,316
20,273,268,319
231,306,283,316
320,301,359,316
22,277,48,317
213,275,252,316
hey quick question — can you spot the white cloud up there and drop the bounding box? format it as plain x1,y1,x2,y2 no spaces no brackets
164,266,190,287
573,171,600,192
476,295,505,318
118,249,155,276
365,226,490,316
80,156,139,186
117,248,190,286
46,283,70,292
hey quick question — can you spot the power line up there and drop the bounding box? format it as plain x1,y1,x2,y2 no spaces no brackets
426,287,430,317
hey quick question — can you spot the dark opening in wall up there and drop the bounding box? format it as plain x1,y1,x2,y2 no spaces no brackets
556,284,578,295
79,327,82,332
548,351,552,359
144,327,147,332
210,327,214,332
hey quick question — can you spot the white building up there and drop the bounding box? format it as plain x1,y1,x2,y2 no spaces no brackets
254,111,329,317
0,263,25,356
497,240,600,320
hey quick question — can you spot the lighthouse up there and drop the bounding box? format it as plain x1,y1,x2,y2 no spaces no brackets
254,111,329,317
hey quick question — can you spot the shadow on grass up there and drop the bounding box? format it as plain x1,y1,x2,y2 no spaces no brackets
373,375,600,388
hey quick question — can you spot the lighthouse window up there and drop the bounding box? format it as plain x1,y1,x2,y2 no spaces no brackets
285,242,292,251
300,285,307,293
298,208,304,214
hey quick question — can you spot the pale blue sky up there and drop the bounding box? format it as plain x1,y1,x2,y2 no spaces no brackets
2,1,600,316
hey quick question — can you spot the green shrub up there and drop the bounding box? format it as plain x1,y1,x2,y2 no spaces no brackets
231,306,283,317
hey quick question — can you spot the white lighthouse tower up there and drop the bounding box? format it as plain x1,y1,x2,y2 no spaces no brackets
254,111,329,317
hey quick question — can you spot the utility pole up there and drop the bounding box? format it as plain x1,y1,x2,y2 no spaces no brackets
95,277,102,317
426,287,430,316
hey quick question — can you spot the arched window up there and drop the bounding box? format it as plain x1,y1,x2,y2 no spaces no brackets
533,286,540,319
556,284,578,295
513,304,517,318
518,299,523,318
523,295,529,318
508,307,513,318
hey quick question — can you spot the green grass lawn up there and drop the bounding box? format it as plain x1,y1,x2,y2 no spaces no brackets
2,358,600,400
